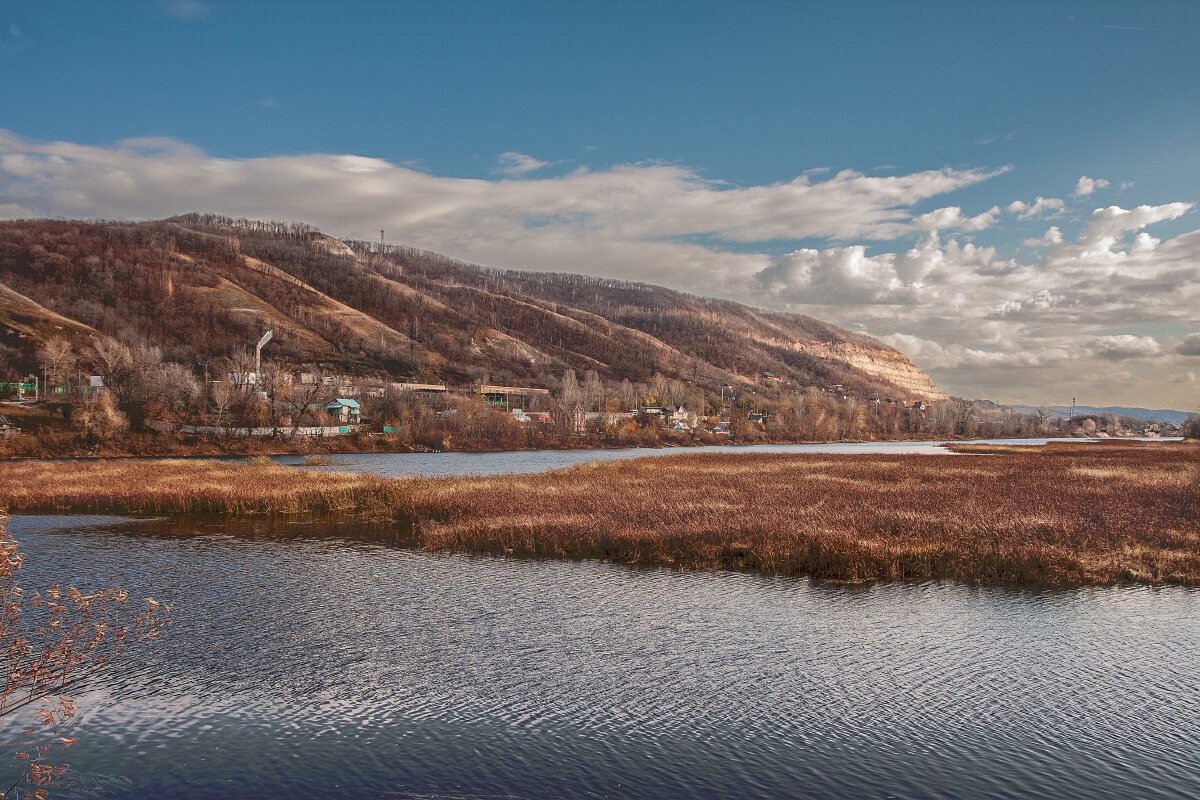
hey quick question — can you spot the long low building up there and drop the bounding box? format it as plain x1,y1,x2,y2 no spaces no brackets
478,385,552,408
393,382,449,396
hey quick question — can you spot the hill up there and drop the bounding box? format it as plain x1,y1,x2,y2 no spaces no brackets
1009,405,1193,426
0,215,945,402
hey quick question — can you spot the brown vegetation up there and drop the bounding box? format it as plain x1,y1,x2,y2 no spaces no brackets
0,459,404,517
0,510,170,798
0,442,1196,586
400,441,1200,586
0,215,940,409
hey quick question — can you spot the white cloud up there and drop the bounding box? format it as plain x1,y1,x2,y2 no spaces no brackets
911,205,999,232
1169,371,1198,384
1024,225,1064,247
491,152,552,178
880,333,1072,370
1087,335,1164,360
1074,176,1110,197
1005,196,1064,219
754,201,1200,406
0,130,1002,294
1178,333,1200,356
1070,202,1192,253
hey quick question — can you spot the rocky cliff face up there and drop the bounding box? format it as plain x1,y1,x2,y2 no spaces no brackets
802,341,948,401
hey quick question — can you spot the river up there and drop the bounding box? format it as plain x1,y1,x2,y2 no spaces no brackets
272,437,1157,477
5,513,1197,800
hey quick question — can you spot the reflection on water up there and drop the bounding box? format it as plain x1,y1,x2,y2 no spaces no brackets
273,437,1103,477
5,514,1199,800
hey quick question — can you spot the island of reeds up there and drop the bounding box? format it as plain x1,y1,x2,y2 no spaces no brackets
2,441,1197,587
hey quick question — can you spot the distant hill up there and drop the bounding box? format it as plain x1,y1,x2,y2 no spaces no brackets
0,215,946,401
1009,405,1193,425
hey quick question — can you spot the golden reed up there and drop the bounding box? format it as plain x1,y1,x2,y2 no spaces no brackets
1,442,1196,586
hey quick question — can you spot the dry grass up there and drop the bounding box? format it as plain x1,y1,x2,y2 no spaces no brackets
0,458,407,517
0,441,1197,586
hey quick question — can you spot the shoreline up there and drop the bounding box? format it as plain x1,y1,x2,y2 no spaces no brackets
1,434,1179,464
1,441,1196,587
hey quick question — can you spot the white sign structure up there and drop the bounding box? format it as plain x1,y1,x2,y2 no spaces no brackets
255,330,274,374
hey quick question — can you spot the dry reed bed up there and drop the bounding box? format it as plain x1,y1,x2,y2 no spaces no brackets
0,442,1196,586
401,442,1200,585
0,458,408,516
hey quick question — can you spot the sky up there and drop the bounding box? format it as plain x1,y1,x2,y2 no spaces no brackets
1,0,1198,410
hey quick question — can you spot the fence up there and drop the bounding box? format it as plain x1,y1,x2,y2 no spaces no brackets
145,421,358,437
0,383,98,396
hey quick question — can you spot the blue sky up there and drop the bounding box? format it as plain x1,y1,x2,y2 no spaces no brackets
2,0,1199,408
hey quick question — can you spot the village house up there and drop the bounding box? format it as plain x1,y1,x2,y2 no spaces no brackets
511,408,552,424
326,398,361,424
668,405,699,431
551,404,588,434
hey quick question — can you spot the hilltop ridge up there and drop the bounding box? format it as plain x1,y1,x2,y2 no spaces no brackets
0,215,945,402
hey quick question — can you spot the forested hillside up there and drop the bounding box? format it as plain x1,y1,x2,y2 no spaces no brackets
0,215,944,401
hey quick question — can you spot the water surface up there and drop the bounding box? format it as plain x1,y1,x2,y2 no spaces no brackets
5,514,1197,799
273,437,1109,477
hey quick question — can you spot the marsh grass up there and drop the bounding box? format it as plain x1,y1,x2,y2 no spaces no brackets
299,455,361,467
0,459,409,516
1,441,1196,586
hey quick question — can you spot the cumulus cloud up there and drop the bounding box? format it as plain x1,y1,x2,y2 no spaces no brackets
1178,333,1200,356
491,152,552,178
911,205,999,232
880,333,1072,370
1086,335,1164,360
754,198,1200,406
1074,176,1110,197
1070,203,1193,254
1024,225,1064,247
1005,196,1064,219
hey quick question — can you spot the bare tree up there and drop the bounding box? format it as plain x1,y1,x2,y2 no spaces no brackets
282,378,334,435
146,363,202,421
70,390,129,446
581,370,603,413
37,338,76,390
89,336,132,391
618,378,635,411
557,369,583,409
209,382,235,431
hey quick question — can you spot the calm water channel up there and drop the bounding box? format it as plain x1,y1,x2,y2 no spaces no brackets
272,437,1128,477
5,513,1198,800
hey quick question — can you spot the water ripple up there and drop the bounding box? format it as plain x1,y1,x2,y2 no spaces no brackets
5,514,1199,800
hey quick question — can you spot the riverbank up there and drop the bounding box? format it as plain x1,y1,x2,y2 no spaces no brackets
1,441,1196,586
